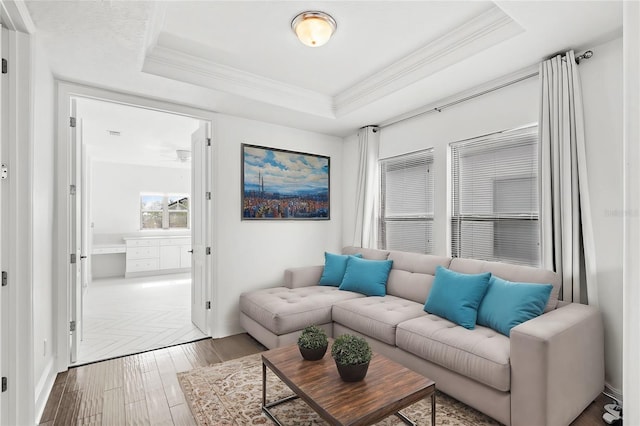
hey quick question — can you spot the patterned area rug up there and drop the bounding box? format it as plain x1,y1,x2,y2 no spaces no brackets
178,353,500,425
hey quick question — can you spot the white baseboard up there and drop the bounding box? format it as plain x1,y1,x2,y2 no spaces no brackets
604,382,623,404
34,357,57,425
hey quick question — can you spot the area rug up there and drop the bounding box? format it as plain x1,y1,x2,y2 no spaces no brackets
177,353,500,425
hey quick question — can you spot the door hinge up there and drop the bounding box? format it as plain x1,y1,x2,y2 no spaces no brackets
70,117,76,128
205,247,211,255
206,138,211,147
1,163,7,180
205,301,211,310
1,271,7,287
2,58,7,74
70,320,76,332
205,191,211,200
70,253,77,264
70,184,76,195
1,377,6,392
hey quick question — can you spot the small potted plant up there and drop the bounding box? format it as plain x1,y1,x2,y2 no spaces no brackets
297,325,329,361
331,334,372,382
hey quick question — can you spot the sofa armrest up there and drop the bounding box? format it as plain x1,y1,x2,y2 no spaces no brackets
283,265,324,289
510,303,604,426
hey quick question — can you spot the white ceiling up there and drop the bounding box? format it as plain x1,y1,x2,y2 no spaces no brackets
77,98,200,169
26,0,623,138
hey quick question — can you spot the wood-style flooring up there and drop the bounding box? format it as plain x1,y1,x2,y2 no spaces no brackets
41,334,609,426
77,273,207,365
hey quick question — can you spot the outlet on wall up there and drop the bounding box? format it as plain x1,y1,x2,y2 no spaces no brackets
43,339,47,357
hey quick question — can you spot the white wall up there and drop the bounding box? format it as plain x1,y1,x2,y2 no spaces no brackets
31,34,57,417
580,37,624,396
341,37,624,395
91,161,191,238
343,75,539,254
90,161,191,278
212,114,343,336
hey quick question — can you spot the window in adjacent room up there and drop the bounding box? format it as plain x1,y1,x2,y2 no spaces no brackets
140,193,190,230
450,125,539,266
379,148,434,254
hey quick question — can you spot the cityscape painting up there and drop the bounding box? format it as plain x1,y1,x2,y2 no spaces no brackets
242,144,330,220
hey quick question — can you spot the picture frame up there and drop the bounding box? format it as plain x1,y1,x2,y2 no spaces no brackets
241,144,330,220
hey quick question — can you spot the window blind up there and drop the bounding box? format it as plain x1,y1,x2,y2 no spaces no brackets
379,149,434,254
450,125,540,266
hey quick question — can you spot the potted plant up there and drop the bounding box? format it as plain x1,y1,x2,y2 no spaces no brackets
331,334,372,382
297,325,329,361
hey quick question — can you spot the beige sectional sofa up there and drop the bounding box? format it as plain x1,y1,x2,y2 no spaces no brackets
239,246,604,426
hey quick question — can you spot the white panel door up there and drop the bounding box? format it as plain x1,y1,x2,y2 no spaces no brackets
191,123,209,333
69,99,83,363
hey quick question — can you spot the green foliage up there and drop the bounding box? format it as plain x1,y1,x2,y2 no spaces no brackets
297,325,328,350
331,334,372,366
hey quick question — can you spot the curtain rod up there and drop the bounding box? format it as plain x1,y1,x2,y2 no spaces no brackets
379,50,594,130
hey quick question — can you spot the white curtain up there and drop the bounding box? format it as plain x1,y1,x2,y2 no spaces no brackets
352,126,380,248
539,51,598,306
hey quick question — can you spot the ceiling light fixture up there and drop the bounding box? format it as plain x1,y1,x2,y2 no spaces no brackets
176,149,191,162
291,11,337,47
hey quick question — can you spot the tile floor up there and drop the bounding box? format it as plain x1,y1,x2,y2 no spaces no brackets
75,273,207,366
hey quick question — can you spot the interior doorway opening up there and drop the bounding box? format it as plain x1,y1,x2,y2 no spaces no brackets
70,97,210,366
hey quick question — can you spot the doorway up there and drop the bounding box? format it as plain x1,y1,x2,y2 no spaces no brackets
69,97,211,365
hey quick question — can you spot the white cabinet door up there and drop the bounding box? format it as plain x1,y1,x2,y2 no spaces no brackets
159,245,181,270
180,244,192,268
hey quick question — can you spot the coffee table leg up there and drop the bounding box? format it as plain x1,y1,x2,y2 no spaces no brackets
431,392,436,425
262,361,267,407
261,360,299,426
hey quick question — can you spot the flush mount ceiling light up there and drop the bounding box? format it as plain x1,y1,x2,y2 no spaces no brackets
176,149,191,162
291,11,337,47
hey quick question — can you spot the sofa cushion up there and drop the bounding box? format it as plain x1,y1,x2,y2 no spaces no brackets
342,246,390,260
239,286,364,335
449,257,560,312
319,252,362,286
386,251,452,303
332,296,426,345
397,315,511,392
424,266,491,329
477,275,553,336
339,257,393,296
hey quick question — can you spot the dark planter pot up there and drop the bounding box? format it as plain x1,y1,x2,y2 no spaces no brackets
335,361,370,382
299,344,328,361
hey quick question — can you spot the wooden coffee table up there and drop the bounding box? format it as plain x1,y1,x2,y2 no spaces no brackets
261,343,436,425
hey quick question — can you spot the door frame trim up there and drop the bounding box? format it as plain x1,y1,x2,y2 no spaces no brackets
54,81,216,372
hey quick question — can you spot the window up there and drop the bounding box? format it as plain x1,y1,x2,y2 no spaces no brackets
140,194,190,230
379,149,434,253
450,125,539,266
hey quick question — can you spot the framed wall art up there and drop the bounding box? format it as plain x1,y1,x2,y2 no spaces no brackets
241,144,330,220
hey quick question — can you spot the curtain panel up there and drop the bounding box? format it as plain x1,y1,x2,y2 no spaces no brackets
352,126,380,248
539,50,599,305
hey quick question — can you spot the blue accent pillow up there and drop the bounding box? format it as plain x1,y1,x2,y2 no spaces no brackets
423,266,491,329
319,252,362,286
339,256,393,296
477,276,553,336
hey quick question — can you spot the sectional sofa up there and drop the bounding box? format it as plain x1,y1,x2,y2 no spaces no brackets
239,246,604,426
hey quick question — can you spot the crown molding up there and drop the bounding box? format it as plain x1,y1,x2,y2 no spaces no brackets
141,5,523,120
142,42,335,119
334,5,524,116
0,0,36,33
378,63,539,128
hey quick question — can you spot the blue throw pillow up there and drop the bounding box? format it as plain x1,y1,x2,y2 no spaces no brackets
339,256,393,296
423,266,491,329
319,252,362,286
477,276,553,336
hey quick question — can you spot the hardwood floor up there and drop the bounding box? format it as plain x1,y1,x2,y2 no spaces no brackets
40,334,266,426
41,334,609,425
